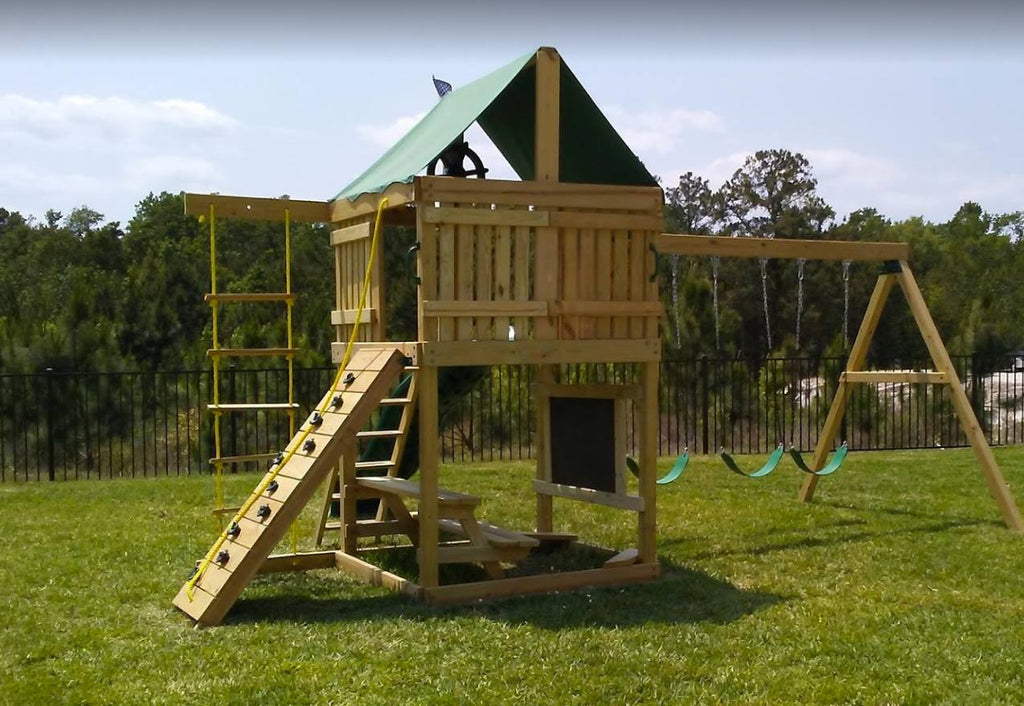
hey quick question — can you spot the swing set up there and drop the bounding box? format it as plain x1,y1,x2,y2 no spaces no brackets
656,233,1024,533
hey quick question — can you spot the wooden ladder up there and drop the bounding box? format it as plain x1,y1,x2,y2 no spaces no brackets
315,363,419,547
173,348,407,626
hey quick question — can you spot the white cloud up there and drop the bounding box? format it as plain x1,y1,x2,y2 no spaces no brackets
0,94,237,144
124,155,223,185
605,106,725,154
804,148,900,190
356,112,426,148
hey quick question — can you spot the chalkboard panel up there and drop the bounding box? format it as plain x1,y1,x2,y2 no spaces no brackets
549,396,616,493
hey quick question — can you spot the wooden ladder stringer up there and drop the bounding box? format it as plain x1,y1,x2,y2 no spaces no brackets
798,262,1024,532
172,348,407,627
315,365,420,548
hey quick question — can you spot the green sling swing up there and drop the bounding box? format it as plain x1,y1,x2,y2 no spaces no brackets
626,448,690,485
720,443,785,478
789,442,848,476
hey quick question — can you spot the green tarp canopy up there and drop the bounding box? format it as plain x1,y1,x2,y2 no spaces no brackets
334,48,657,202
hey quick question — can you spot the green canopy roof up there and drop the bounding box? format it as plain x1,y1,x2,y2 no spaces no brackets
333,48,657,202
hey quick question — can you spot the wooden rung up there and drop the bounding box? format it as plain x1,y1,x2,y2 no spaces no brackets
379,398,413,406
207,403,300,412
841,370,948,384
210,452,278,464
210,506,241,516
204,292,295,303
356,430,403,440
207,348,298,358
355,460,396,471
322,521,342,531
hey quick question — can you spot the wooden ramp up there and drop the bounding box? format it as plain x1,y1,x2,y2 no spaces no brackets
173,348,407,626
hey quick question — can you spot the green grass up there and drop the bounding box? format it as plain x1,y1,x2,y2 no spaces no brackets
2,447,1024,704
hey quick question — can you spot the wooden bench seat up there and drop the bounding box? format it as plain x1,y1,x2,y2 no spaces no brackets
355,476,480,507
437,518,540,549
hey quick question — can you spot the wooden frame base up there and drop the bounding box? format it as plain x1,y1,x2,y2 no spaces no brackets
250,549,659,608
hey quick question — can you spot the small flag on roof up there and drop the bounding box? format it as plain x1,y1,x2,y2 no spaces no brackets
432,76,453,98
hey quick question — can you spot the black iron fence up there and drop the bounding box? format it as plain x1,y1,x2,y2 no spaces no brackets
2,355,1023,481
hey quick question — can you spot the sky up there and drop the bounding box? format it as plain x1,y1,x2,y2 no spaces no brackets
2,0,1023,227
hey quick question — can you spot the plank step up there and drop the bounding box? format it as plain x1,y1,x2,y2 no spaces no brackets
356,430,403,439
210,506,242,516
205,292,295,303
355,460,396,471
356,477,480,506
379,397,413,406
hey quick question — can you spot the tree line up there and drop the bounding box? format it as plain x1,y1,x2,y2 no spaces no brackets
1,148,1022,376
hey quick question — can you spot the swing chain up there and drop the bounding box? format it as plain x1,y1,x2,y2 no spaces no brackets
711,256,721,351
796,258,806,350
671,254,681,349
759,257,772,352
842,259,852,349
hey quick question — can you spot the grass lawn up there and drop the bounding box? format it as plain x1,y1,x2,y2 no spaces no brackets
2,446,1024,704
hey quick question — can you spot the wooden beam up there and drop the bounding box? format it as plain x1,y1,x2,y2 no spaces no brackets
638,361,658,563
256,551,337,574
533,479,645,512
328,182,415,223
657,233,910,262
421,300,549,318
535,47,560,182
417,365,440,587
333,551,423,599
895,263,1024,532
422,207,550,227
551,301,663,317
421,339,661,367
841,370,947,384
418,176,663,211
421,562,660,605
603,547,639,569
330,222,372,245
184,193,330,223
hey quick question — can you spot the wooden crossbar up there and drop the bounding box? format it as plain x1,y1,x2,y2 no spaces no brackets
841,370,948,384
656,233,910,261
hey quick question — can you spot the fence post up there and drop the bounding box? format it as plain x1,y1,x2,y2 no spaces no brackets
971,353,986,440
45,367,56,482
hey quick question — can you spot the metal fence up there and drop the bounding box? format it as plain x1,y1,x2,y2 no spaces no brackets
2,355,1023,481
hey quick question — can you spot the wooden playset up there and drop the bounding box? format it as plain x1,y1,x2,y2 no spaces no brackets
173,47,1022,627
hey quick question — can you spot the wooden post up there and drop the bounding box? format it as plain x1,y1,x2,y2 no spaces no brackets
535,365,554,533
895,263,1024,532
340,444,358,555
799,273,896,502
533,47,560,532
638,361,658,563
417,364,440,586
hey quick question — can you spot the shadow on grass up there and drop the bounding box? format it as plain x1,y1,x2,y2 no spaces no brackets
224,546,781,630
682,517,990,561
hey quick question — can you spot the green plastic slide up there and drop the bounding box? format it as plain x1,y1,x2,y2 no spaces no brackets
720,444,785,478
789,442,848,476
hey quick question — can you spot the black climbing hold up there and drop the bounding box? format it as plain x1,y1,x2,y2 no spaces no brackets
302,438,316,453
402,355,414,366
269,452,283,469
226,522,241,539
187,563,200,581
310,412,323,427
215,549,230,565
266,480,279,495
343,372,356,386
331,394,344,409
256,504,271,521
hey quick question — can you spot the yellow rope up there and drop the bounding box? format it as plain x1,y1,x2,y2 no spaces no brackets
187,197,389,600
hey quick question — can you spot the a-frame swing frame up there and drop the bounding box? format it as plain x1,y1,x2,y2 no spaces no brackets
797,260,1024,531
655,234,1024,532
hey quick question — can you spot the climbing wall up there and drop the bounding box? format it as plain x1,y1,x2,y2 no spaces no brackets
173,348,407,626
